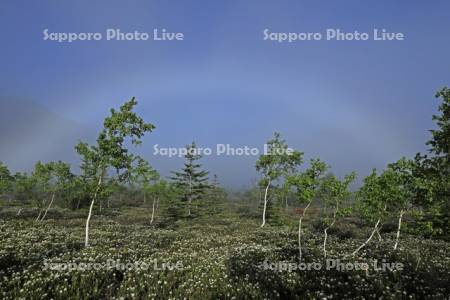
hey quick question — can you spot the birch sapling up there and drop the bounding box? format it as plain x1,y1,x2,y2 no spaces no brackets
287,158,328,262
76,97,155,247
350,169,392,257
256,132,303,227
321,172,356,258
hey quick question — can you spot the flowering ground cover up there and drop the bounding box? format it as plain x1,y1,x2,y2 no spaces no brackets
0,210,449,299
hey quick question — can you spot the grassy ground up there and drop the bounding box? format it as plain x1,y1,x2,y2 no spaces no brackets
0,206,449,299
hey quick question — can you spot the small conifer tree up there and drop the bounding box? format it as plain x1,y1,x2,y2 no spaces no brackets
170,142,209,217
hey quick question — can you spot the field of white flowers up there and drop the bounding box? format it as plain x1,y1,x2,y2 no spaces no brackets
0,210,449,299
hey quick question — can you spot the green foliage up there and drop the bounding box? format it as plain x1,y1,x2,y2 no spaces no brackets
50,161,74,191
356,169,389,224
45,171,99,211
386,157,416,213
131,157,160,207
256,133,303,226
27,161,75,211
12,172,35,204
132,157,159,190
288,159,328,206
410,153,449,238
273,179,291,207
66,176,92,210
428,87,450,158
358,162,413,225
208,174,227,201
170,142,210,217
75,97,155,198
0,216,449,299
410,87,450,238
256,132,303,184
147,179,171,200
0,162,13,197
321,171,356,225
74,98,154,247
201,174,227,216
158,181,186,224
31,161,53,207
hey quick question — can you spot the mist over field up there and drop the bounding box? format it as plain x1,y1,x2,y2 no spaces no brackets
1,1,449,187
0,95,435,188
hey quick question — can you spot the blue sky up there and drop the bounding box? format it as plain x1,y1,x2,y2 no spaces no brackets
1,0,449,187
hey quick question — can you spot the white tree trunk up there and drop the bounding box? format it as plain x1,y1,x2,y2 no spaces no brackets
85,174,103,248
150,197,158,224
376,227,382,242
260,181,271,228
350,218,381,257
393,210,405,250
35,209,43,222
16,208,23,216
298,201,312,262
35,198,47,221
40,192,55,221
323,207,338,258
348,204,386,257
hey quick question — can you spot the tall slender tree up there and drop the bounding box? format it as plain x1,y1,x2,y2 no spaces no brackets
385,158,417,250
132,157,159,204
147,180,172,224
31,161,53,221
413,87,450,237
132,157,162,223
428,87,450,160
202,174,227,215
287,158,328,261
256,132,303,227
76,97,155,247
170,142,209,217
39,161,74,221
321,172,356,257
350,169,392,256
